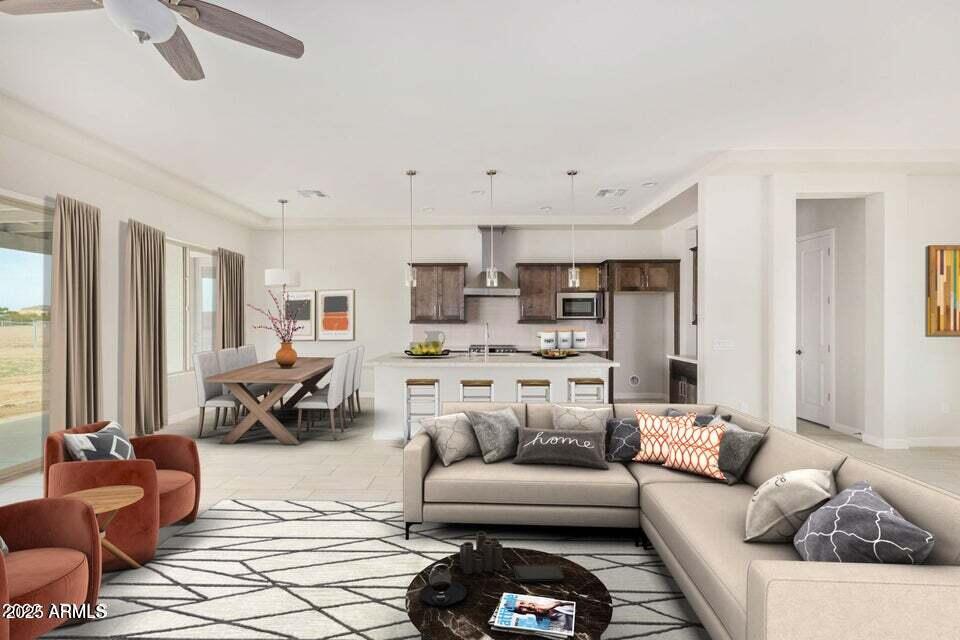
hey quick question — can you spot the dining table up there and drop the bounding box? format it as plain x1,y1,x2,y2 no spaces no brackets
207,356,334,445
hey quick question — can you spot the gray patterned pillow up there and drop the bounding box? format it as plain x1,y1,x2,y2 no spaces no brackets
714,420,766,485
605,418,641,461
551,405,612,431
795,481,935,564
514,428,608,469
420,413,481,467
467,409,521,463
745,469,836,542
63,422,136,462
0,535,7,556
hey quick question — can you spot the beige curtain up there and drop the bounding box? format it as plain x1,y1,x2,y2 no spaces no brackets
50,195,102,429
122,220,167,435
215,247,245,348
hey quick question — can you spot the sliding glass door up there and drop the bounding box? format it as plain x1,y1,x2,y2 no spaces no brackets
0,193,52,479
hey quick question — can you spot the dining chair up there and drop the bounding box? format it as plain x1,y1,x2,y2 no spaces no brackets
237,344,272,400
352,345,365,415
295,352,348,439
343,348,358,423
193,351,240,437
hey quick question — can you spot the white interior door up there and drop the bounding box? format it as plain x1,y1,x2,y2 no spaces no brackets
796,231,835,426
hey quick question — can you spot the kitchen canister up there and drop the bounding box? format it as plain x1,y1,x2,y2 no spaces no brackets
539,331,557,350
557,330,573,349
573,330,588,349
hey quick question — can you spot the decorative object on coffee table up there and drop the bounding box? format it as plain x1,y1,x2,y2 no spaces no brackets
407,547,612,640
420,562,468,607
458,531,506,574
63,484,145,569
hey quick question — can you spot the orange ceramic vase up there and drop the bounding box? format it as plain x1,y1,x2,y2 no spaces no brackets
275,342,298,368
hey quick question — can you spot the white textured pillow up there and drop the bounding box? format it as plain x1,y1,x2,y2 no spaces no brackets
420,413,481,466
745,469,836,542
551,405,613,431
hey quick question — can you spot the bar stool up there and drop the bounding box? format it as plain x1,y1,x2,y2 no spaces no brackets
567,377,607,404
516,379,551,403
405,378,440,440
459,379,494,402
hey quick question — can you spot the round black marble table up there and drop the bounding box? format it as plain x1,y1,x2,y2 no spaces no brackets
406,547,612,640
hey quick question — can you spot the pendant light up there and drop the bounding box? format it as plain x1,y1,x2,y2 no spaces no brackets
264,198,301,288
485,169,499,287
567,169,580,288
405,170,417,288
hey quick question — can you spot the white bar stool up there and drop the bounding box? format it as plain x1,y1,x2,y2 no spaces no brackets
567,377,607,404
516,379,551,403
405,378,440,440
459,379,494,402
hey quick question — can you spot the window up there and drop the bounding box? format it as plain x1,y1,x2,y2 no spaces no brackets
165,241,216,374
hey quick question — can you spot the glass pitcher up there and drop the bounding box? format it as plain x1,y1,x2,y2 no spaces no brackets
423,330,446,354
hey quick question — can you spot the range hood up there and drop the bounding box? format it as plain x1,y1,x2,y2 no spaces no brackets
464,226,520,297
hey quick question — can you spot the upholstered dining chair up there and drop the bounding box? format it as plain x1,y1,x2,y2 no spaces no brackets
352,345,365,416
221,346,273,412
295,352,349,439
44,424,201,572
193,350,240,437
0,497,101,640
343,348,358,424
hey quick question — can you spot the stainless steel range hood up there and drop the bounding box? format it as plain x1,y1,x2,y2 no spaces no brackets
463,226,520,297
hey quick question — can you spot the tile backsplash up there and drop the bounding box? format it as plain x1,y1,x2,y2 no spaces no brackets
408,297,608,350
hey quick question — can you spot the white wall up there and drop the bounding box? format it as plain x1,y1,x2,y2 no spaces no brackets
660,213,698,357
0,133,253,425
797,198,866,433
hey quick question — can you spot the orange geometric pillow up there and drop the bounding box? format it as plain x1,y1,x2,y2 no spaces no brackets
663,421,727,480
632,411,696,463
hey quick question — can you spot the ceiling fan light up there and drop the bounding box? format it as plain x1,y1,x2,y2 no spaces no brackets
104,0,177,44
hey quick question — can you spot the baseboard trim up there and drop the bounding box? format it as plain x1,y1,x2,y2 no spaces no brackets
831,422,862,437
168,408,199,425
862,433,910,450
908,436,960,448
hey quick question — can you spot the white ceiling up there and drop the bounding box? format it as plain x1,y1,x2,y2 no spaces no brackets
2,0,960,227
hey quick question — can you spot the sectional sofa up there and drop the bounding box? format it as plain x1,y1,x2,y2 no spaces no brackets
403,402,960,640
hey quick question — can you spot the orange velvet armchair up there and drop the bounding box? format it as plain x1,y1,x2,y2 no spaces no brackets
0,497,101,640
44,422,201,572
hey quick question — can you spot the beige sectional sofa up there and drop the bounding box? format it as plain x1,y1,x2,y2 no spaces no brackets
403,402,960,640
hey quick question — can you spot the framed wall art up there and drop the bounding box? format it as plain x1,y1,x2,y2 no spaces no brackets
317,289,355,341
926,245,960,336
285,290,317,341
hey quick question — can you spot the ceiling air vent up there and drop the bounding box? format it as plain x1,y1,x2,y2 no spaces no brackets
298,189,328,198
595,188,628,198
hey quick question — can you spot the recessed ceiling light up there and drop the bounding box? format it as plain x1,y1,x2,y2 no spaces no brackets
421,207,435,213
471,190,486,196
595,188,628,198
641,181,658,189
539,206,553,213
298,189,328,198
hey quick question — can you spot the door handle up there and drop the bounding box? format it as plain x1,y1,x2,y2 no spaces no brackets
795,349,803,355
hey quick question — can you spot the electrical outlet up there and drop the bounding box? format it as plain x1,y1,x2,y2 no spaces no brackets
713,339,734,351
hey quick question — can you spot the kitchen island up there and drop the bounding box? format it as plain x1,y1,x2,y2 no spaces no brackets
369,352,619,441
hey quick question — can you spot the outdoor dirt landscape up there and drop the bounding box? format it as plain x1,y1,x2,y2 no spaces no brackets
0,324,47,421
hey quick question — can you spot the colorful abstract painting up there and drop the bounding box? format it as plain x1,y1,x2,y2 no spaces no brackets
285,290,316,341
927,245,960,336
318,289,355,341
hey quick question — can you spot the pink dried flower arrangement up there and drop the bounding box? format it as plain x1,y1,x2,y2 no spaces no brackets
248,286,303,343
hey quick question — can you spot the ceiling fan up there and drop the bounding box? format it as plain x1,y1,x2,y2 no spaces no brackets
0,0,304,81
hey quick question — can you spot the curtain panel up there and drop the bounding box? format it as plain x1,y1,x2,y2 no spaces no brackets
215,248,245,349
122,220,167,435
50,195,102,429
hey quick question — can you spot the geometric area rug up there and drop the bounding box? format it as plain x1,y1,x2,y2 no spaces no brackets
47,500,707,639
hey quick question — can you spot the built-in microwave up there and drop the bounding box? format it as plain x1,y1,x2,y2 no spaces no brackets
556,292,603,320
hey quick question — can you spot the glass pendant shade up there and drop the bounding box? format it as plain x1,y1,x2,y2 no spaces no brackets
265,268,300,288
104,0,177,43
568,266,580,288
485,266,499,287
405,264,417,288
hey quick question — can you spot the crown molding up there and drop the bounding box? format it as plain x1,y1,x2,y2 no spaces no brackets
0,92,268,227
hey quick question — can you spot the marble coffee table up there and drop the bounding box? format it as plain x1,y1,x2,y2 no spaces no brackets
406,547,612,640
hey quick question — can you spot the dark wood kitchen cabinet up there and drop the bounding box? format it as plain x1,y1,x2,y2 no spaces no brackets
557,263,604,292
517,263,559,322
410,263,466,323
609,260,678,292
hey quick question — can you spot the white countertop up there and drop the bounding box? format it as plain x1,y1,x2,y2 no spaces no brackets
370,352,620,368
667,354,698,365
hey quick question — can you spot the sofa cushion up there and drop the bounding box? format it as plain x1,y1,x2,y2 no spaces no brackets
424,457,638,508
551,405,612,430
642,482,799,640
743,425,846,488
157,469,197,527
627,462,713,494
441,403,526,427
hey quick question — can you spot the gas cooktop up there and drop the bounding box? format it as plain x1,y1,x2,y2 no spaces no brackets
468,344,519,354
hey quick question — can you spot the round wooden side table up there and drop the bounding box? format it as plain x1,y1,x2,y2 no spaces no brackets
64,484,145,569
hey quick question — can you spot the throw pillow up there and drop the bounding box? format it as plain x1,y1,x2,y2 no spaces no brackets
633,411,695,464
420,413,481,467
63,422,136,462
795,481,935,564
745,469,836,542
605,417,641,462
0,535,7,556
514,428,608,470
666,407,733,426
664,420,727,480
551,405,613,431
468,408,522,463
713,420,766,485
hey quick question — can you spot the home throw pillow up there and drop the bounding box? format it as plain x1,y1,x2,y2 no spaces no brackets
63,422,136,462
713,420,766,485
795,481,936,564
467,408,522,463
514,428,608,470
666,407,732,426
420,413,481,467
605,417,641,461
633,411,695,464
663,420,726,480
552,405,612,431
745,469,836,542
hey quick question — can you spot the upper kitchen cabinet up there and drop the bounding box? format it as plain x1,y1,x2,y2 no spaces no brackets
410,263,467,323
517,263,559,322
609,260,679,292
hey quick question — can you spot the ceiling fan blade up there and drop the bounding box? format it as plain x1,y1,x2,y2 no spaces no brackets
154,26,205,81
169,0,304,59
0,0,100,15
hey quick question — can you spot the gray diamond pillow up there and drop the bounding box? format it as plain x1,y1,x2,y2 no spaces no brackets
745,469,836,542
552,405,612,431
63,422,136,462
467,408,521,463
605,418,641,461
795,481,935,564
420,413,481,466
713,420,766,485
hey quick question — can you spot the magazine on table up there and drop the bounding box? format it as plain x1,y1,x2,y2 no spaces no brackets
488,593,576,638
